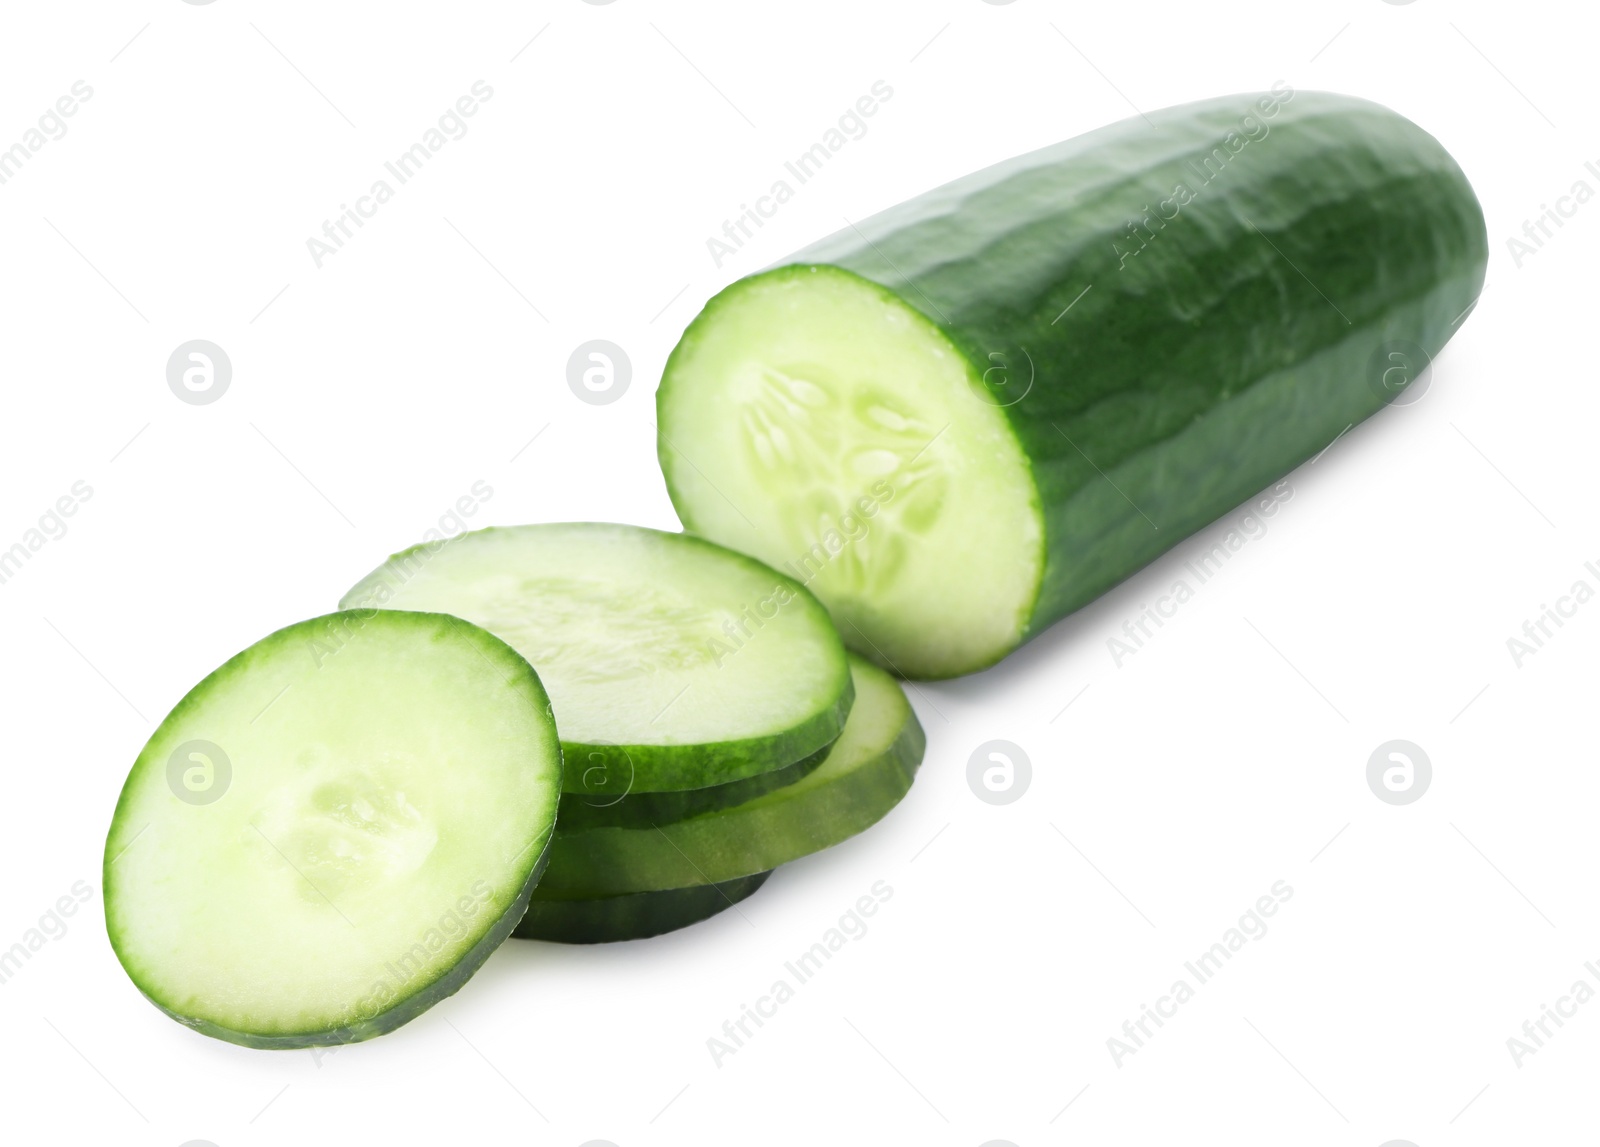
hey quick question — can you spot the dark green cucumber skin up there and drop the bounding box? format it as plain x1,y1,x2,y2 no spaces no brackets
538,699,925,898
513,871,772,944
560,742,832,831
104,611,559,1051
774,89,1488,667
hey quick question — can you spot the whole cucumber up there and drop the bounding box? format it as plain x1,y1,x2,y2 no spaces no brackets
658,88,1488,678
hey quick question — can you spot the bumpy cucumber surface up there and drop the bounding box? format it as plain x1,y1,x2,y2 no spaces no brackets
539,655,924,897
341,523,853,792
658,88,1488,678
514,871,772,944
103,611,562,1049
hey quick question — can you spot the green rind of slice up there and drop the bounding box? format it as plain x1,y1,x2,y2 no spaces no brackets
537,655,924,897
513,871,773,944
557,741,833,832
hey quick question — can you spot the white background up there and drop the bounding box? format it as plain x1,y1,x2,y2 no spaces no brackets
0,1,1593,1144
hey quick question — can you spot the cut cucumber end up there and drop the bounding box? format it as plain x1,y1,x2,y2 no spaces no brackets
103,611,563,1048
658,264,1045,679
341,523,854,792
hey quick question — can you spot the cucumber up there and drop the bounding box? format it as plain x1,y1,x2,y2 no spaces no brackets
341,523,853,792
538,654,923,897
657,89,1489,678
556,742,830,832
514,871,772,944
102,611,562,1049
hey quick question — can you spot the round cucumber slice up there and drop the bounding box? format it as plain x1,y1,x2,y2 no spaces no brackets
538,654,924,897
513,871,772,944
103,610,562,1049
556,741,831,832
341,523,853,793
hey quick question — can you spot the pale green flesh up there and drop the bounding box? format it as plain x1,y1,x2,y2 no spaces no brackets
341,524,853,790
103,612,562,1045
659,267,1043,679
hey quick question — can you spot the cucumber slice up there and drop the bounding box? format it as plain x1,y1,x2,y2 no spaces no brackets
513,871,772,944
556,741,831,832
102,611,562,1049
341,524,853,792
658,90,1488,678
538,655,923,897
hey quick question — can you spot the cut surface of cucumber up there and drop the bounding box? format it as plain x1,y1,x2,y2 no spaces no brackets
342,524,853,792
514,871,772,944
103,611,562,1049
539,655,923,897
660,267,1042,682
659,90,1488,678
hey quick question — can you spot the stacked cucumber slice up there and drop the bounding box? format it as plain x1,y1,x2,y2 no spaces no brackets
338,525,922,945
535,654,924,898
105,524,924,1047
